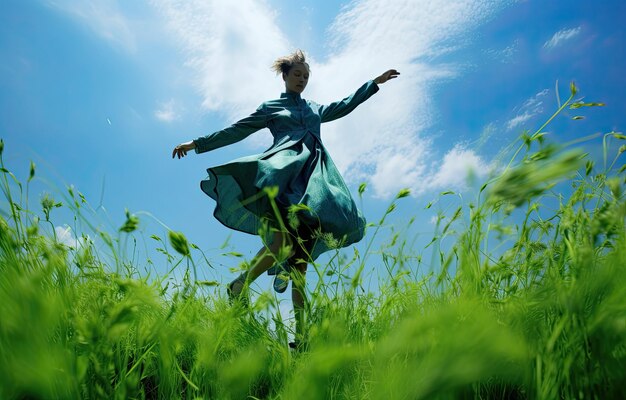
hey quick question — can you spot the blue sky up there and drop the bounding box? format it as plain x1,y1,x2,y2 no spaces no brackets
1,0,624,287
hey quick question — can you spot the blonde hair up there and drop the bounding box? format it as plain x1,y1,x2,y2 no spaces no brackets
271,49,310,76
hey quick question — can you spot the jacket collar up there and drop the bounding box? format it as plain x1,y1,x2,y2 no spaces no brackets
280,91,302,100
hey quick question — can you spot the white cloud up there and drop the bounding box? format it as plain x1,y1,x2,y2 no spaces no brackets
312,0,507,197
152,0,508,197
154,99,180,122
368,144,429,197
522,88,549,109
44,0,137,52
484,39,519,63
425,144,490,192
543,27,582,50
151,0,290,116
506,89,549,131
476,122,498,149
55,225,88,249
506,111,534,131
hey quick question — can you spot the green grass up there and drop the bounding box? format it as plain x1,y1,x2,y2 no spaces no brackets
1,83,625,399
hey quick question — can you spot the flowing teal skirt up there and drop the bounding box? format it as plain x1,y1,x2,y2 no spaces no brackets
200,133,365,260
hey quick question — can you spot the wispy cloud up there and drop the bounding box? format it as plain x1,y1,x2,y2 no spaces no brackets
506,111,534,131
476,122,498,149
44,0,137,52
506,89,549,131
543,27,582,50
152,0,508,197
154,99,180,122
484,39,519,63
523,88,549,108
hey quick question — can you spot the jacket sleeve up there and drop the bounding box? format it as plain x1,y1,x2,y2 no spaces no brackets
193,104,268,154
318,80,379,123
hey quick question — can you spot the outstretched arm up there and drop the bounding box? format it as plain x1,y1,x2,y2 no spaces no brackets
319,69,400,123
172,104,267,159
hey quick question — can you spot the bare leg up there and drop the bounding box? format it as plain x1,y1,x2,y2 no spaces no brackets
229,230,292,296
288,231,314,348
291,260,308,344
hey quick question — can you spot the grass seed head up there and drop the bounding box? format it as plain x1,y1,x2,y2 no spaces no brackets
168,230,190,256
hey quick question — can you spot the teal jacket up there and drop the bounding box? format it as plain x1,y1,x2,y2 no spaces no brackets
194,80,380,261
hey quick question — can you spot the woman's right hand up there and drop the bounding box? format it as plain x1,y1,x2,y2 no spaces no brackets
172,141,196,159
374,69,400,84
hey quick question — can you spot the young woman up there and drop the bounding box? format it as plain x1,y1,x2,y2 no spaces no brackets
173,50,399,346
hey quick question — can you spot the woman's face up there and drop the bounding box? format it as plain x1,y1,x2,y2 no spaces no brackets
283,63,309,94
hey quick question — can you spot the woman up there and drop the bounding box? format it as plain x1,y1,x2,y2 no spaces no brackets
173,50,399,346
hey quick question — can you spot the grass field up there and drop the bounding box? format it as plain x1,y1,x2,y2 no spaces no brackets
1,84,625,399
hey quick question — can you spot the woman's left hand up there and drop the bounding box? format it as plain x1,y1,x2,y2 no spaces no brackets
374,69,400,84
172,141,196,159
